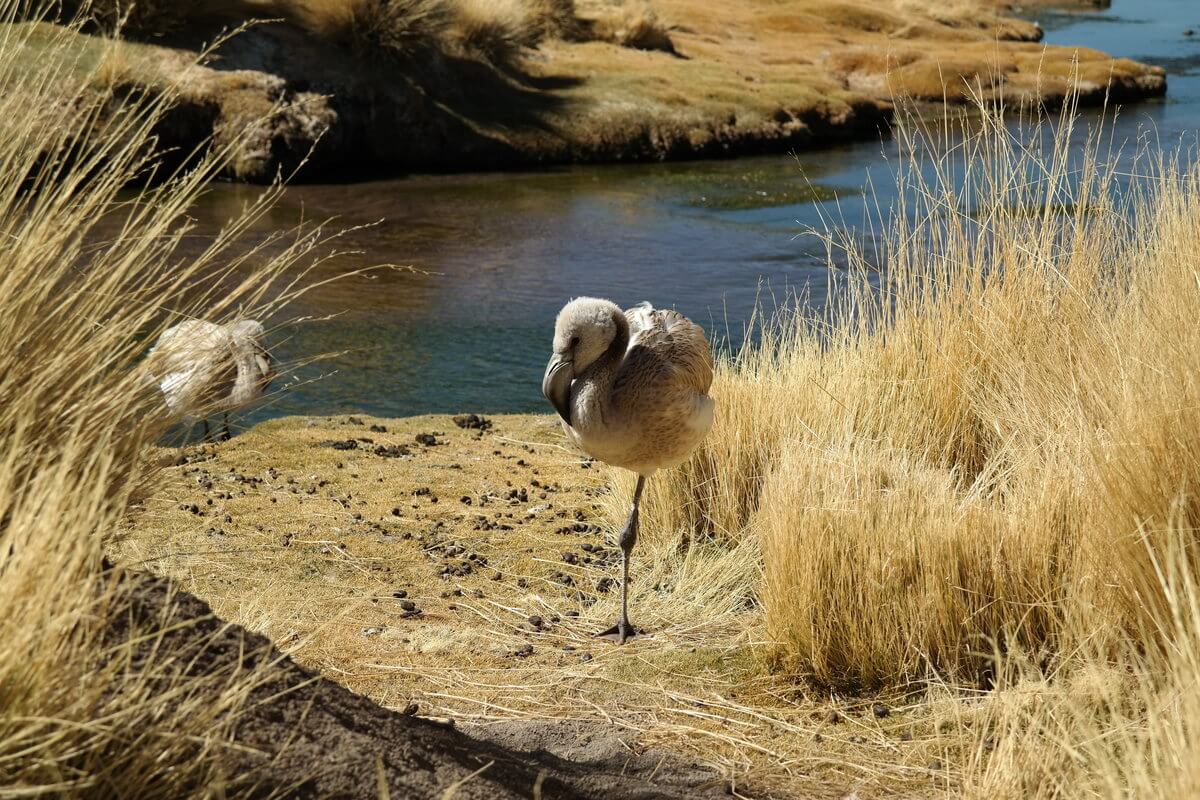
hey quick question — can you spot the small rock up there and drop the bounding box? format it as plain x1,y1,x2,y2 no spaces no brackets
824,709,842,724
872,703,890,719
393,589,408,599
401,702,419,716
528,615,544,629
928,760,942,771
579,653,593,663
513,644,534,658
370,424,388,432
399,600,417,611
361,626,384,637
415,433,439,446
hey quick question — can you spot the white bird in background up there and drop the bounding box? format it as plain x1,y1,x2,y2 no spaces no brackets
542,297,715,644
144,319,275,441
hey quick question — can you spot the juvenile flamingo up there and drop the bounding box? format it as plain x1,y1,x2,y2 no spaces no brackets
145,319,274,441
542,298,714,643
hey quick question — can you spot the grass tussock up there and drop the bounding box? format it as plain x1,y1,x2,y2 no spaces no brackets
291,0,452,57
625,95,1200,698
445,0,543,64
0,1,321,793
585,0,672,53
593,94,1200,793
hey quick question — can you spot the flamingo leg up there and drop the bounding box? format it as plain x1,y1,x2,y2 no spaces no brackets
222,413,232,441
596,474,646,644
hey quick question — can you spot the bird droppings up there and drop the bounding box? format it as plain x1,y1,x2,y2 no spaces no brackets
453,413,493,431
372,444,411,458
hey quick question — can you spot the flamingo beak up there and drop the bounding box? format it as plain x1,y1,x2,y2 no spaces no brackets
542,352,574,426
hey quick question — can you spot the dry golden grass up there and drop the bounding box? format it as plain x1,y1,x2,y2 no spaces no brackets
583,0,673,53
446,0,543,63
119,94,1200,796
0,1,326,794
626,97,1199,698
289,0,452,56
613,95,1200,790
31,0,1164,182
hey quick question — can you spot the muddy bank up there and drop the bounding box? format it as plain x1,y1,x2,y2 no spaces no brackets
55,0,1165,181
108,565,727,798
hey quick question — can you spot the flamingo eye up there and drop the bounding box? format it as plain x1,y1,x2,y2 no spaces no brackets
570,335,580,349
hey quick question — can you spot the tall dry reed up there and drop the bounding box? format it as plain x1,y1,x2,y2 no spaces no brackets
615,95,1200,695
0,3,326,794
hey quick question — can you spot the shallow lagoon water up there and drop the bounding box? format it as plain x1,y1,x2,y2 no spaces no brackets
189,0,1200,427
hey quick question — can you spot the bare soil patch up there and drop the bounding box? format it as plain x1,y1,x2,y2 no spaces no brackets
107,564,727,798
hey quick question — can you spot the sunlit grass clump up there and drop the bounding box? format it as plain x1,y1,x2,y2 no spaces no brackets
0,1,321,793
610,98,1200,792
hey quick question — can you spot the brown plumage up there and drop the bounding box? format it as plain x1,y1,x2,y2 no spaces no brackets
542,297,715,644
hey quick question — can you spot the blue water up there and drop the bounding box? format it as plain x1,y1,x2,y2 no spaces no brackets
195,0,1200,427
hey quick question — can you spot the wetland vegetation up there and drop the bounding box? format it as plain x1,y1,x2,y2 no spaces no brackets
6,0,1200,798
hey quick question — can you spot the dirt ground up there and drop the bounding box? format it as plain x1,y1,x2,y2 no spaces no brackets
106,564,728,798
114,413,995,799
